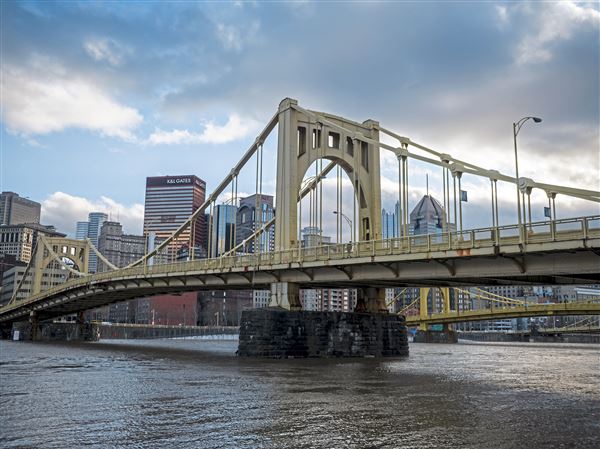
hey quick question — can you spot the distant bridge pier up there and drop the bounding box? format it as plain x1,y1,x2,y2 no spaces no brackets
414,287,458,343
9,313,99,342
29,311,40,341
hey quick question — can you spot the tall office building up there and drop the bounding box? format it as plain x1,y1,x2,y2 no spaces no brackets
0,223,65,264
300,226,331,248
210,204,237,257
143,175,206,258
75,212,108,273
381,201,401,239
0,192,41,225
409,194,446,237
235,194,275,253
96,221,146,272
75,221,89,240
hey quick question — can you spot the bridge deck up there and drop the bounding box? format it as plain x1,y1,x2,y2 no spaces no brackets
1,216,599,324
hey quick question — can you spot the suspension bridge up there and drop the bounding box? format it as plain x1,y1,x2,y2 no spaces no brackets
1,98,599,332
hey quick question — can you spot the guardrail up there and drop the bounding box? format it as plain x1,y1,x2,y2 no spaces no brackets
2,215,599,315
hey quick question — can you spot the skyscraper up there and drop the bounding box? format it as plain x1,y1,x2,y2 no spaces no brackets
210,204,237,257
0,192,41,225
381,201,401,239
75,212,108,273
143,175,206,258
75,221,89,240
96,221,146,272
235,194,275,253
409,194,453,238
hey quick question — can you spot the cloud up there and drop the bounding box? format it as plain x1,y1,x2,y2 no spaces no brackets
216,23,243,51
516,1,600,64
84,37,131,66
41,192,144,236
1,62,143,140
215,20,260,51
146,114,260,145
494,5,509,29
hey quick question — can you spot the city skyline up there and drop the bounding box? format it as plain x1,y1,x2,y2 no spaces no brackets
2,2,599,236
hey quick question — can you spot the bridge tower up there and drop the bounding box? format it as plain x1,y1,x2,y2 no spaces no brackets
274,98,383,250
272,98,384,310
31,236,91,294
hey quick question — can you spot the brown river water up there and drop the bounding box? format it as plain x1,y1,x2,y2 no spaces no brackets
1,338,599,448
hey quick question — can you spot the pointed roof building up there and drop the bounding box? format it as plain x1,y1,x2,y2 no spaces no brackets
409,194,446,236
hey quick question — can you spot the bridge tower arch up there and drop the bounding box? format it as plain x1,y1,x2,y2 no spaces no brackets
274,98,383,251
31,236,91,294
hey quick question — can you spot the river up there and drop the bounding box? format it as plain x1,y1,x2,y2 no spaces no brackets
1,339,598,448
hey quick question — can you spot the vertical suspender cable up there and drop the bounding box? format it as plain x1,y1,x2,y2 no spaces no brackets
319,145,323,242
405,157,410,236
398,156,402,238
340,165,343,242
208,202,214,258
458,175,463,233
490,179,496,228
442,166,447,233
298,181,302,244
494,180,499,232
521,192,527,231
527,192,532,231
336,165,340,243
259,143,263,253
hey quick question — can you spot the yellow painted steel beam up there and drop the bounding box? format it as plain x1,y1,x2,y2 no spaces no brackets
406,302,600,326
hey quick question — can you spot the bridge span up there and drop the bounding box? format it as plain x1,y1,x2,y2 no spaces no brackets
1,215,598,325
1,99,599,346
406,302,600,327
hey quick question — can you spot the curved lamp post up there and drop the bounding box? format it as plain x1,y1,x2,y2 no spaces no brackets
333,210,353,242
513,116,542,242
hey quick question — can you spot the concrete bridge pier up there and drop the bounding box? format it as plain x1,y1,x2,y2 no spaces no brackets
240,286,407,357
29,311,40,341
414,324,458,344
0,322,12,339
9,316,99,341
355,287,389,313
268,282,302,310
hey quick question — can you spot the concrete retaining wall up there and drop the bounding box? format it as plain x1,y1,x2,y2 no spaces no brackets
99,324,238,340
237,308,408,358
12,321,99,341
458,332,530,342
414,330,458,344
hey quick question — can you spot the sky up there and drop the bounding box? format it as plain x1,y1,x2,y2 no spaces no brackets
1,1,599,238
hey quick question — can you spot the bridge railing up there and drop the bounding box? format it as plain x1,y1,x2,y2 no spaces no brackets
2,215,599,314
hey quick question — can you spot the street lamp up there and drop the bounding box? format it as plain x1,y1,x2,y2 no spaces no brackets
333,211,352,242
513,116,542,242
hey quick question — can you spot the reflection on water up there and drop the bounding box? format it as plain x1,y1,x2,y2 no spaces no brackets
1,339,599,448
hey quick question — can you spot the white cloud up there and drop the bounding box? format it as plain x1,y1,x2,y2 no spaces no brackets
215,20,260,51
146,114,261,145
41,192,144,236
216,23,243,51
84,37,131,66
516,1,600,64
494,4,509,29
1,62,143,140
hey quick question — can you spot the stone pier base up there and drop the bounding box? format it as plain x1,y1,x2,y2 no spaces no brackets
238,308,408,358
11,321,100,341
414,330,458,344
